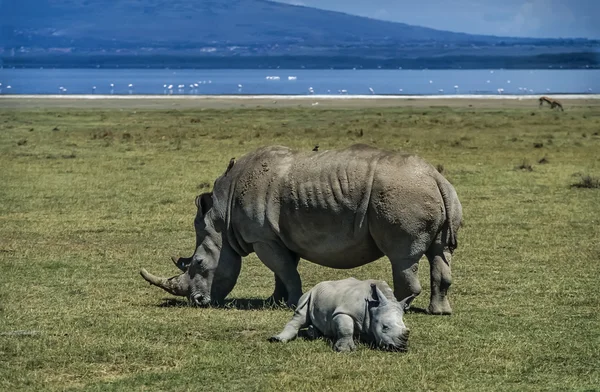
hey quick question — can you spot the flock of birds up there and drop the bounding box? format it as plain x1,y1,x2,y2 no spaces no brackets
0,70,595,96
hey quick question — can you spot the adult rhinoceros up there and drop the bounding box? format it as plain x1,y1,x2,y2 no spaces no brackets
140,144,462,314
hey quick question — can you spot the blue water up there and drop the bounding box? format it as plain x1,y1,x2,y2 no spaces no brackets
0,68,598,95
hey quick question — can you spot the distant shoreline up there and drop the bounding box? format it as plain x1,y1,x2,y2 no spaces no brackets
2,94,599,110
2,94,599,100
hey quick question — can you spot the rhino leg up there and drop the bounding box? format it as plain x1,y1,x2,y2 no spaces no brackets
254,242,302,307
271,255,300,304
269,292,310,343
389,254,423,310
332,314,356,352
426,243,453,315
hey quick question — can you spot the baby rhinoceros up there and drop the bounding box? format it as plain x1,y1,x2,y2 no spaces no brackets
269,278,412,352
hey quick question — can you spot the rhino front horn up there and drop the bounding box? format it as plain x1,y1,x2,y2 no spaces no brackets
140,268,189,297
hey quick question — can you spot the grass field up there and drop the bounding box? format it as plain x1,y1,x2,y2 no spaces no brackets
1,98,599,391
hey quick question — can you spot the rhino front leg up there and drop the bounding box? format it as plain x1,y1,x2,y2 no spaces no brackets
332,314,356,352
254,242,302,307
269,292,310,343
426,243,453,315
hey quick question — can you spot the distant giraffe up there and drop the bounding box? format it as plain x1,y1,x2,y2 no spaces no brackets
539,96,564,111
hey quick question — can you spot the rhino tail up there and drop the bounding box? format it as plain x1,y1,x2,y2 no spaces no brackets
434,172,462,254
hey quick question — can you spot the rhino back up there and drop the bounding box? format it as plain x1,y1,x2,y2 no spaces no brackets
220,144,445,265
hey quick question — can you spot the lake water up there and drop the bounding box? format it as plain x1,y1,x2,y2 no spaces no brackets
0,68,598,96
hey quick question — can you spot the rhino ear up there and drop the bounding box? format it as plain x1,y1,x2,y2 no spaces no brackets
397,294,416,311
195,192,213,215
369,283,389,307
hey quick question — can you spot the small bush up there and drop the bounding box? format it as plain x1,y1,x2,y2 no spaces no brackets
533,142,544,148
516,159,533,171
538,156,549,164
571,175,600,189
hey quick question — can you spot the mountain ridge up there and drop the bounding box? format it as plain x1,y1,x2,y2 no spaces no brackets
1,0,598,69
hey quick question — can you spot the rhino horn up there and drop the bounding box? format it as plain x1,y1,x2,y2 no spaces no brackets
140,268,189,296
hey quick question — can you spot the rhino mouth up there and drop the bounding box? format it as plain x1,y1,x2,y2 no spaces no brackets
382,342,408,352
190,293,211,307
376,331,410,352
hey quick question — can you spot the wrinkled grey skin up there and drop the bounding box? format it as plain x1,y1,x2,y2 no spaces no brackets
270,278,412,352
140,144,462,314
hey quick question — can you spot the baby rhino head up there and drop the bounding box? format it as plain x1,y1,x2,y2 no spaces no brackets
367,284,411,352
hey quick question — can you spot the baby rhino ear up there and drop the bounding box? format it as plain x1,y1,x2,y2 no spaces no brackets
368,283,389,307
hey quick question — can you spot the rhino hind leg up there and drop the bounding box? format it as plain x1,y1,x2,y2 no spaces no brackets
332,314,357,352
426,243,453,315
254,242,302,307
270,255,300,305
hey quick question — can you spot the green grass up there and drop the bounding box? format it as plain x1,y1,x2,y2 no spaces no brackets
1,104,599,391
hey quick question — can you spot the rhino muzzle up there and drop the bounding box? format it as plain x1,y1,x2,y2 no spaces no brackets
190,293,211,307
377,329,410,352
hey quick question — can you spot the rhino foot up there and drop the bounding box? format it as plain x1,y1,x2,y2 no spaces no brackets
333,338,356,352
268,335,288,343
428,298,452,315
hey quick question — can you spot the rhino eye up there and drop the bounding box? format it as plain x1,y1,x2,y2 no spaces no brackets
382,325,390,331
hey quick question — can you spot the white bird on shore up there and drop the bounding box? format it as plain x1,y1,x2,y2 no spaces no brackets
399,88,403,93
311,102,319,106
369,87,375,94
454,85,459,93
308,87,314,94
438,89,444,94
497,88,504,94
110,83,114,94
92,86,96,94
128,83,134,94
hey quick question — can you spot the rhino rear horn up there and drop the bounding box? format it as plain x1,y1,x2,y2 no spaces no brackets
140,268,189,297
171,255,192,272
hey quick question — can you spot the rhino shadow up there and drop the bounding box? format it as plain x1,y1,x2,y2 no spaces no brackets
156,298,429,313
156,297,286,310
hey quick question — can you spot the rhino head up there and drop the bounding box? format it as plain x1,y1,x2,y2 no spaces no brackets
140,192,242,306
367,284,411,351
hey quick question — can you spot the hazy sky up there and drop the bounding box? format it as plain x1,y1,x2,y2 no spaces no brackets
274,0,600,39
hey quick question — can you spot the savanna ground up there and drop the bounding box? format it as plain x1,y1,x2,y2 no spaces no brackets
1,97,599,391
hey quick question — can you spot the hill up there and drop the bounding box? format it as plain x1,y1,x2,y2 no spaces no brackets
1,0,598,68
